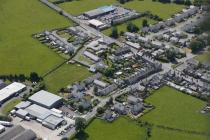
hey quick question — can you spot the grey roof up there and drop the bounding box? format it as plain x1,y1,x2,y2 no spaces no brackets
15,101,31,109
0,125,36,140
29,90,61,108
16,109,28,117
12,129,36,140
43,114,64,128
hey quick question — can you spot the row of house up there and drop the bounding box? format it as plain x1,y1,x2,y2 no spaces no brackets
141,6,199,33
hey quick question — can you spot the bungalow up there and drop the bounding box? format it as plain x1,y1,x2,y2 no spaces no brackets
83,51,100,62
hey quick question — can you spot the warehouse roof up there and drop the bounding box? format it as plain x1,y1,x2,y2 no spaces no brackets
88,19,104,27
28,90,61,108
0,82,26,103
0,125,35,140
85,6,115,18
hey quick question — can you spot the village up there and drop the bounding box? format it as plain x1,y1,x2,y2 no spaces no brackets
0,0,209,140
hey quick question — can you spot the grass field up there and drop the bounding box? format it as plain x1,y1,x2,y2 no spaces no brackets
73,117,146,140
195,52,210,63
141,86,210,133
0,0,71,76
59,0,185,19
102,17,157,36
149,127,209,140
43,64,91,93
2,98,21,115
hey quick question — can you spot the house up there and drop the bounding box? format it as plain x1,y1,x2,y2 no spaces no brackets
94,79,107,88
186,59,199,68
97,84,118,96
114,47,131,56
131,103,144,115
174,14,184,23
79,99,91,110
114,103,126,115
163,34,170,41
125,41,141,50
141,27,150,33
124,32,138,42
127,96,141,105
170,37,179,44
165,18,175,26
151,41,164,48
202,62,210,70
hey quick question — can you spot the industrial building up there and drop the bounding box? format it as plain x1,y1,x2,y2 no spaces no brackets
28,90,62,109
84,6,116,19
0,82,26,105
0,125,36,140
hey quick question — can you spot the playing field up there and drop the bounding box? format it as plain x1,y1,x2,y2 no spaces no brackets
141,86,210,133
102,17,157,36
149,127,209,140
0,0,71,76
73,117,147,140
43,64,91,93
59,0,185,19
195,52,210,63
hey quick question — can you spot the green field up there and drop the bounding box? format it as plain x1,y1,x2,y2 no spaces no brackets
141,86,210,133
195,52,210,63
0,0,71,76
149,127,209,140
73,117,147,140
44,64,91,93
2,98,21,115
59,0,185,19
102,18,157,36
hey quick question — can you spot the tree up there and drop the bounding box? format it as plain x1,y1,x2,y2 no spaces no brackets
29,72,41,82
142,19,148,27
165,48,176,62
184,0,192,5
127,22,139,33
190,39,205,53
110,26,119,39
75,117,86,132
97,107,104,114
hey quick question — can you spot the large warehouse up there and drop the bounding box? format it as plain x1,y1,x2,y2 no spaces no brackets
28,90,62,109
0,125,36,140
84,6,116,19
0,82,26,105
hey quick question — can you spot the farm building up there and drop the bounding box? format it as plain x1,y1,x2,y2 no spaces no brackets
0,125,36,140
28,90,62,109
0,82,26,105
84,6,116,18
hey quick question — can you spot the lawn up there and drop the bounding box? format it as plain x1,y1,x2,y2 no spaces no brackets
2,98,21,115
149,127,209,140
141,86,210,133
0,0,71,76
59,0,185,19
43,64,92,93
73,117,147,140
102,17,157,36
195,52,210,63
123,0,185,20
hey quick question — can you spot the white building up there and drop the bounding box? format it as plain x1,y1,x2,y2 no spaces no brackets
0,82,26,105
